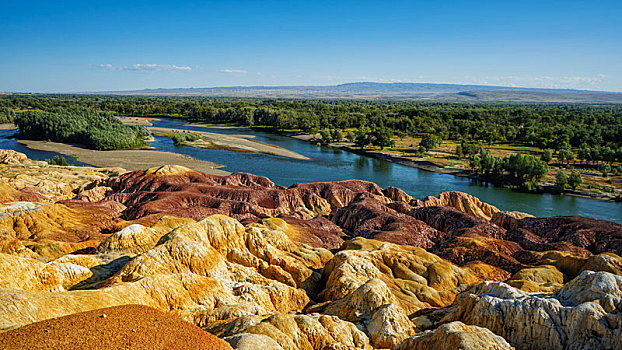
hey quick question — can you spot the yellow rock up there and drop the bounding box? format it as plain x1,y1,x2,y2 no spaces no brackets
414,191,501,221
396,321,514,350
0,215,333,330
320,237,496,314
207,313,372,350
507,265,564,293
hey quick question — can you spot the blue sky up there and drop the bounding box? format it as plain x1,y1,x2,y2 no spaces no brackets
1,0,621,92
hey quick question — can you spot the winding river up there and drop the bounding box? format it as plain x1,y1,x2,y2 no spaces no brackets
2,119,621,223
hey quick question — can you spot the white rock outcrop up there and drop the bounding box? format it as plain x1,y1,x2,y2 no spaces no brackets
446,270,622,350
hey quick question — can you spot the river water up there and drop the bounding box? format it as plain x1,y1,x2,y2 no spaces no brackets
2,119,621,223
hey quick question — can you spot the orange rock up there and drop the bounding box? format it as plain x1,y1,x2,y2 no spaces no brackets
0,305,232,350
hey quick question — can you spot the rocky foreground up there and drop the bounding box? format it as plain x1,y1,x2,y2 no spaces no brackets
0,149,621,349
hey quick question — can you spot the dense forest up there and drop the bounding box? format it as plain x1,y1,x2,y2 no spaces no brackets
2,94,622,161
14,109,149,150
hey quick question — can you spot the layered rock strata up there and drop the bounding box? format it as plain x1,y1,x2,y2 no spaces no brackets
1,151,622,349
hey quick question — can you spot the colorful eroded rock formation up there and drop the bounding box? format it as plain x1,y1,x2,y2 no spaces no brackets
1,150,621,349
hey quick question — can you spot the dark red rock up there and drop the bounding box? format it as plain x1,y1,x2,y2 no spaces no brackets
332,197,440,248
504,216,622,256
410,206,506,240
277,215,345,250
88,167,622,274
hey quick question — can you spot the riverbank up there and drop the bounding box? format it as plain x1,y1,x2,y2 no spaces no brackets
18,140,230,175
284,129,622,202
147,126,309,160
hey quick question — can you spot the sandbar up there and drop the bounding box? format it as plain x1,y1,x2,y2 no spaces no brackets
18,140,230,175
148,127,309,160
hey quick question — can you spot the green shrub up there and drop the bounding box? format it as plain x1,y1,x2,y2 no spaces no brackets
47,155,70,166
15,110,150,150
170,132,202,145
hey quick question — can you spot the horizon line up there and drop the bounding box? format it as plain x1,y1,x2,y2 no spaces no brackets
3,81,622,94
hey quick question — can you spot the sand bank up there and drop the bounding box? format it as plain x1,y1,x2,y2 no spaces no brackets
148,127,309,160
18,140,230,175
118,117,160,126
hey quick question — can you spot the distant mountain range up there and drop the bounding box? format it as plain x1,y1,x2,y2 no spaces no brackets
90,82,622,103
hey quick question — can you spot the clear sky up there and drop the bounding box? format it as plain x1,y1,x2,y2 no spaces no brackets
2,0,621,92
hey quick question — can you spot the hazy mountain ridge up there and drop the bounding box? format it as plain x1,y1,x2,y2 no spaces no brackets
89,82,622,103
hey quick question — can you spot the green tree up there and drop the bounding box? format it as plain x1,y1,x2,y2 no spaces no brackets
319,129,332,144
0,107,14,123
541,149,553,164
346,131,356,143
331,129,343,142
480,149,497,175
47,155,70,166
469,154,482,173
598,163,612,177
568,171,583,190
170,132,202,145
354,127,371,149
558,148,574,166
456,144,464,158
395,130,407,140
371,127,394,150
420,133,441,152
555,170,568,190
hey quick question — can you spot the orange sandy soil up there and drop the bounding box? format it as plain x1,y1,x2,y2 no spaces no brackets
0,305,232,350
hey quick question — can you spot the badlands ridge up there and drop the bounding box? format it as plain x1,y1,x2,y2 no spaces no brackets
0,149,621,349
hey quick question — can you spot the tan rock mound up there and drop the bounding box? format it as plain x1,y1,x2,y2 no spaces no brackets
0,305,232,350
207,313,371,350
0,184,44,202
506,264,564,293
531,251,622,279
319,237,503,314
0,253,64,292
97,216,194,254
395,321,514,350
0,150,124,202
0,149,45,165
224,333,284,350
320,279,415,348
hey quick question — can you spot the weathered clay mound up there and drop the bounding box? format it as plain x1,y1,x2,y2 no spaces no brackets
103,167,389,224
0,201,120,258
411,205,506,240
0,184,46,202
332,196,440,248
99,167,401,248
0,305,232,350
502,215,622,255
94,166,622,273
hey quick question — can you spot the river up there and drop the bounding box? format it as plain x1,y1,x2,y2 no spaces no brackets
2,119,621,223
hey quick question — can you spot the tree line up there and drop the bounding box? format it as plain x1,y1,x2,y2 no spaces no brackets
2,94,621,162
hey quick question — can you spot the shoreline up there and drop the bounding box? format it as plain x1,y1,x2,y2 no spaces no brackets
281,129,621,203
17,140,230,176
